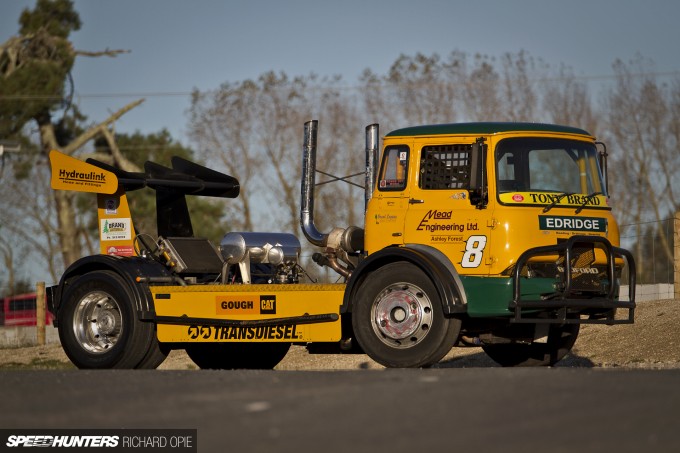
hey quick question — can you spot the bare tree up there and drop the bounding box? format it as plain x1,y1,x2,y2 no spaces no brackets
188,80,260,232
542,65,598,133
604,55,680,265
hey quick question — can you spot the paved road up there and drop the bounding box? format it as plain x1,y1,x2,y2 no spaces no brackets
1,368,679,452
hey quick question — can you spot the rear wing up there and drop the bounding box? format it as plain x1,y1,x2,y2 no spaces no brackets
49,150,239,255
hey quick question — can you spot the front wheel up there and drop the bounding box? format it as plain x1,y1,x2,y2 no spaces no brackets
351,262,461,368
482,323,580,367
57,270,154,369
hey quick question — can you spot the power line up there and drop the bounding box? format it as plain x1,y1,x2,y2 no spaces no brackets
1,69,680,101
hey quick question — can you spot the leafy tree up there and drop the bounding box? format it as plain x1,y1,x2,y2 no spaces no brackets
0,0,142,273
0,0,81,137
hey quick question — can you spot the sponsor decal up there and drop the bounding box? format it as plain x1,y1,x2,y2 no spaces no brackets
417,210,479,234
529,193,602,206
260,295,276,314
50,150,118,194
557,266,599,274
374,213,398,224
379,179,405,188
106,245,134,256
100,218,132,241
431,235,464,243
187,324,300,341
216,296,257,314
500,192,606,207
417,210,458,232
58,168,107,185
450,192,467,200
216,295,276,315
539,215,607,232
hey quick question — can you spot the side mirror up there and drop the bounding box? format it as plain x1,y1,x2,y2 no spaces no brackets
469,137,488,208
596,141,609,195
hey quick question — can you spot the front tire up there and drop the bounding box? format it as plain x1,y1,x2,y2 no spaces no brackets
57,270,154,369
352,262,460,368
482,323,580,367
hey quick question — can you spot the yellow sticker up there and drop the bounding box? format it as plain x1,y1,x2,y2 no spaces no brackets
49,150,118,194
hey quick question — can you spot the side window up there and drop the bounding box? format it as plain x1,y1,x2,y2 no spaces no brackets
496,150,523,192
419,144,473,190
378,145,409,191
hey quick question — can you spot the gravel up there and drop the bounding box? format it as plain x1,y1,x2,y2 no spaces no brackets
2,299,678,370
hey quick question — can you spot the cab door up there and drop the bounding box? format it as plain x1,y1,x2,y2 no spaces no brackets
364,144,410,254
403,142,493,275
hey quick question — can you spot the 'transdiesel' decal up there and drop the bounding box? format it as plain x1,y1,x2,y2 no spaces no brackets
187,324,300,340
539,215,607,232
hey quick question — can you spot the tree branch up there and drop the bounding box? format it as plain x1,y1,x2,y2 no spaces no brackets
63,98,145,155
101,126,141,172
75,48,130,58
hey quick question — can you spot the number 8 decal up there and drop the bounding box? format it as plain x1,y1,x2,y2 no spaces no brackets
461,235,487,268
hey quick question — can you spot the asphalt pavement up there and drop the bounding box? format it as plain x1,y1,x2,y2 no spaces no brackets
1,368,679,452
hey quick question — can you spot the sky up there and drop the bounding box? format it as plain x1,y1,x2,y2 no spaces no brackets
2,0,680,146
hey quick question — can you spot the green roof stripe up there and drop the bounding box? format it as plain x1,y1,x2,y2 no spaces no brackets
385,122,591,137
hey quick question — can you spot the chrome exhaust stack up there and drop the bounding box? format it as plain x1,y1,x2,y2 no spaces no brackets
300,120,327,247
365,123,379,213
299,120,368,279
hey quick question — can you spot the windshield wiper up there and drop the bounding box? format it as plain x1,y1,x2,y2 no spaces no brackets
575,192,603,214
542,192,574,213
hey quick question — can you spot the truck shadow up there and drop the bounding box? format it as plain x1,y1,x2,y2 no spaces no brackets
434,349,597,368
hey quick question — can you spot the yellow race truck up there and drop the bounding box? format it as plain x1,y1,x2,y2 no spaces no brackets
47,120,635,369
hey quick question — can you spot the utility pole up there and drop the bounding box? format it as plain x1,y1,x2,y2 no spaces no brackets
0,141,21,178
675,211,680,300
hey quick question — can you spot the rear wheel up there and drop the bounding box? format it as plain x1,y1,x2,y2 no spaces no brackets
482,323,580,367
352,262,460,368
185,342,291,369
57,270,154,369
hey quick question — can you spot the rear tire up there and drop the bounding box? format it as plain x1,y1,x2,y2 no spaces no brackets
351,262,460,368
58,270,154,369
185,342,291,369
482,323,580,367
135,334,170,369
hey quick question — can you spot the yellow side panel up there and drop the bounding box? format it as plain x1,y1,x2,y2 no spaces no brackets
153,284,345,343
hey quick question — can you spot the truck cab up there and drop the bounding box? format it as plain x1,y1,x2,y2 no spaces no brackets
349,122,634,367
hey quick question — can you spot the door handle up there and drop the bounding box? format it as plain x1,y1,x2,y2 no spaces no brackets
409,199,424,204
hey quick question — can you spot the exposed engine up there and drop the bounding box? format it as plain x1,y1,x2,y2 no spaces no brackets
220,232,302,284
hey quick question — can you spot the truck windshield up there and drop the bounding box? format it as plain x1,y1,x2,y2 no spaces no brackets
495,137,605,197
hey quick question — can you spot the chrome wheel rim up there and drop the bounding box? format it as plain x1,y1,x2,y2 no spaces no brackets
371,282,433,349
72,291,123,353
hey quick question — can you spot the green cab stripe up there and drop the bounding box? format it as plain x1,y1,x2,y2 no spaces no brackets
385,122,591,137
461,275,557,317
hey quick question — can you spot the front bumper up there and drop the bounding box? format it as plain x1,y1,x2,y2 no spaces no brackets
510,235,636,324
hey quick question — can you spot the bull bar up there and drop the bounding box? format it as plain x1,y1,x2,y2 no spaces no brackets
510,235,636,325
